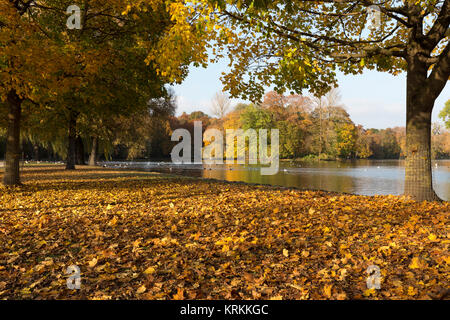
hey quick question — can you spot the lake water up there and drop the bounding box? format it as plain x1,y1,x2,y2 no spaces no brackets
101,159,450,201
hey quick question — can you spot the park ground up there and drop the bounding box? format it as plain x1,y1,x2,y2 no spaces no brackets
0,166,448,300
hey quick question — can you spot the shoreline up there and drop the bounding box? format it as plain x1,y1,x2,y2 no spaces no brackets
1,163,448,202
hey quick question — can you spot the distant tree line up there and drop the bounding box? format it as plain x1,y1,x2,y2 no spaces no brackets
3,92,448,162
214,91,450,161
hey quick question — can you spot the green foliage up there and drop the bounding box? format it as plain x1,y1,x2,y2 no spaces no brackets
240,104,274,130
277,120,306,159
208,0,422,101
189,111,210,120
439,100,450,129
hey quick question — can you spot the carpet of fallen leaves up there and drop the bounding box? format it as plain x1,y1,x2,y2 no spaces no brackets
0,166,448,300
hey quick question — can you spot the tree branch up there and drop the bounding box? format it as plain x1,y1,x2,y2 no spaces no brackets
425,42,450,101
422,0,450,50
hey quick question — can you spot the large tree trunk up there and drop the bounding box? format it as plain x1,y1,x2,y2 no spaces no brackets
66,111,77,170
3,90,23,186
88,136,98,166
404,59,440,201
75,136,85,165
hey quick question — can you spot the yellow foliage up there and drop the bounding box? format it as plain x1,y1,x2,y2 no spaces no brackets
0,166,448,300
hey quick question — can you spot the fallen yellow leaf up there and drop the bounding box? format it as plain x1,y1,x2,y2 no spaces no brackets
323,284,333,298
88,257,98,268
144,267,155,275
136,285,146,294
408,257,421,269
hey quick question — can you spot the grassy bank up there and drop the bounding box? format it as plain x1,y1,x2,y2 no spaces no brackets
0,166,448,299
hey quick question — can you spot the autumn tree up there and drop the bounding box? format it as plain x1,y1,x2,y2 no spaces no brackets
0,0,71,185
211,91,231,119
367,128,402,158
208,0,450,201
310,88,346,159
260,91,313,158
31,1,178,170
1,0,209,182
222,103,248,130
354,125,373,159
336,123,357,158
0,0,125,179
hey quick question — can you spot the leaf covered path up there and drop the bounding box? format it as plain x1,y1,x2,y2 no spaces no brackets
0,166,448,299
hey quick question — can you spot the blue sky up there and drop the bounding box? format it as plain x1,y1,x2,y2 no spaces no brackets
172,58,450,130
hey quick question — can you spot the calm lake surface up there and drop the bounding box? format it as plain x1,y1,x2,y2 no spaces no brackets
102,159,450,201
